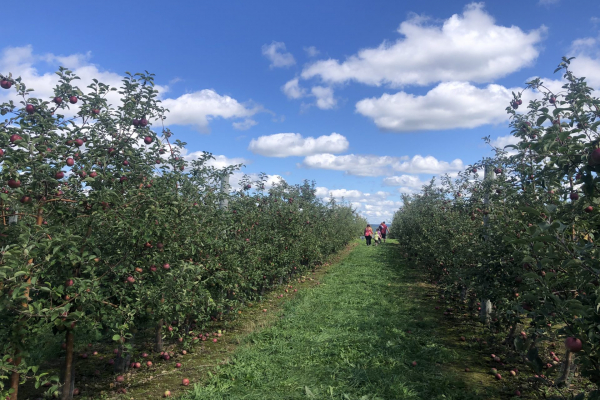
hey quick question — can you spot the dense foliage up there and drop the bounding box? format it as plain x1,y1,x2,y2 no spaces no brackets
0,69,365,399
391,57,600,397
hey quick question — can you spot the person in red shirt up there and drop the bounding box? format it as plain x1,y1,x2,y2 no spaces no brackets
364,224,373,246
379,222,389,243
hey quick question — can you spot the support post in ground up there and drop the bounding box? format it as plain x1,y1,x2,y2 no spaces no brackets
480,164,496,325
219,174,230,210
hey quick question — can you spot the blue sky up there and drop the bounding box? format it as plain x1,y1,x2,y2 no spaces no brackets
1,0,599,222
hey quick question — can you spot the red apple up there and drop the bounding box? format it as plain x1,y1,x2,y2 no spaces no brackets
585,206,593,213
53,97,62,104
66,158,75,167
150,265,157,272
9,134,23,143
20,196,31,203
176,363,182,368
591,148,600,165
565,337,583,353
126,276,135,284
25,104,35,114
66,279,74,287
55,171,65,179
7,179,20,188
90,171,98,178
164,390,171,397
1,79,12,89
69,96,78,104
411,361,417,367
116,375,124,382
144,136,153,144
147,361,153,367
182,378,190,386
92,109,100,115
74,138,84,147
163,263,170,270
570,192,579,201
140,118,148,127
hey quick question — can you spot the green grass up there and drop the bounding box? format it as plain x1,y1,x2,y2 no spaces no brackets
182,241,498,400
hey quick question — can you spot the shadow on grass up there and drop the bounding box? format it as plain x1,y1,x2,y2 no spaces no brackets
183,241,501,400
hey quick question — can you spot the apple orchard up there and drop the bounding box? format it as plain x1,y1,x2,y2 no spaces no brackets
0,68,366,399
392,57,600,395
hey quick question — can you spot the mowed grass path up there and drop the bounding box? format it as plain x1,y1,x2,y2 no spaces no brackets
183,241,494,400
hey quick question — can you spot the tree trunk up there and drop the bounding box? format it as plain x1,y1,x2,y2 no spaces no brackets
60,331,75,400
8,356,22,400
556,350,573,386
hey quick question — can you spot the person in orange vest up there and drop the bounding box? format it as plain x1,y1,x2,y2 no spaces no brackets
379,221,389,243
364,224,373,246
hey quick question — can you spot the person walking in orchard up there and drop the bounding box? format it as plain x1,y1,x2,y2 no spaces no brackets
364,224,373,246
379,221,389,243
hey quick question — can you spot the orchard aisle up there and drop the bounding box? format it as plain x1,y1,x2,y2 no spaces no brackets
183,240,495,400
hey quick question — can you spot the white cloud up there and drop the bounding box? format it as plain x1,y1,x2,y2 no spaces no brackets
300,3,544,88
311,86,336,109
0,46,262,133
232,119,258,130
249,132,349,157
304,46,320,57
229,172,285,190
382,175,428,188
282,78,307,99
161,90,261,133
300,154,463,177
490,134,520,150
394,155,464,174
262,41,296,68
315,186,400,222
0,46,156,119
355,81,519,132
176,149,248,170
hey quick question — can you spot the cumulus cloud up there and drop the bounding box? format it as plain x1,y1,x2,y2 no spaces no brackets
161,90,261,133
356,81,518,131
282,79,336,110
311,86,337,109
232,118,258,130
300,3,545,88
300,154,463,177
249,132,349,157
490,134,520,149
382,175,428,188
179,150,248,169
304,46,320,57
262,41,296,68
282,78,307,99
0,46,262,133
229,171,285,190
315,186,400,222
0,45,154,118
